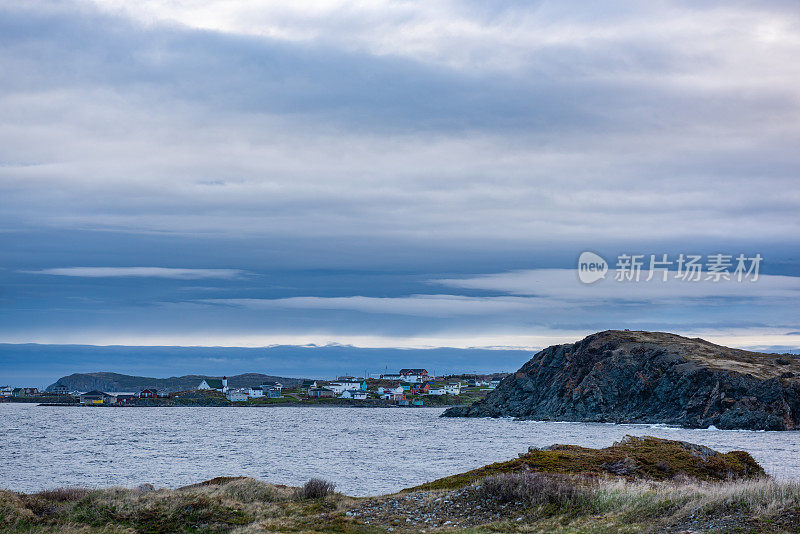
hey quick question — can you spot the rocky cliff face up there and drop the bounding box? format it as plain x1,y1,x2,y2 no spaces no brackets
443,330,800,430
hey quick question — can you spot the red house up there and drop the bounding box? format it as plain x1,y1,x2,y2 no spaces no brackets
411,382,430,395
138,389,158,399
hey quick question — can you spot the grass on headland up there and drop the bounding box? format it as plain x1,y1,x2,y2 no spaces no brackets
536,476,800,534
409,435,765,492
0,476,372,534
1,437,796,533
453,476,800,533
5,475,798,533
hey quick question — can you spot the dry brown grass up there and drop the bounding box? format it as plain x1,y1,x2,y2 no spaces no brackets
578,476,800,532
3,471,799,533
32,487,92,502
472,472,586,506
606,330,800,381
294,479,337,500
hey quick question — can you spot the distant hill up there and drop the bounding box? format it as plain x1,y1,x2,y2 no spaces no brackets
46,372,304,393
2,343,531,389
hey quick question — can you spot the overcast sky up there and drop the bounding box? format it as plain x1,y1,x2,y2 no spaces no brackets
1,0,799,379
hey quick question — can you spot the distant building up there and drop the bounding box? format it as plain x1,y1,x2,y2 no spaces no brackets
379,372,403,380
0,386,13,398
340,390,367,400
301,380,317,391
411,383,430,395
11,387,40,397
253,385,282,398
260,381,282,392
444,383,462,395
51,385,70,395
138,389,158,399
399,369,429,383
377,385,404,395
308,387,335,398
115,394,137,405
79,390,113,405
335,378,368,391
328,381,363,394
379,369,429,383
198,377,228,392
226,390,248,402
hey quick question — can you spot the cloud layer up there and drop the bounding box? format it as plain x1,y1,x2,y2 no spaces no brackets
23,267,245,279
0,0,799,357
1,0,799,242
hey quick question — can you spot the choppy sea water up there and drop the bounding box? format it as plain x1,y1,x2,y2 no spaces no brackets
1,404,798,496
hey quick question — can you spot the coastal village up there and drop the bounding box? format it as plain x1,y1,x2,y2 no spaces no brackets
0,368,502,407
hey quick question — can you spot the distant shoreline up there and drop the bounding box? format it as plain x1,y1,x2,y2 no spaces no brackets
29,401,455,409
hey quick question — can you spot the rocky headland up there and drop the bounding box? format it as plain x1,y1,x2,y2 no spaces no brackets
443,330,800,430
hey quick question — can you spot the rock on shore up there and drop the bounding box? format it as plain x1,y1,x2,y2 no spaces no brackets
443,330,800,430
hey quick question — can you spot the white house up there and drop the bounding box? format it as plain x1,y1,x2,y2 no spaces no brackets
340,390,367,400
198,377,228,392
0,386,13,398
377,385,404,395
329,381,362,394
226,390,249,402
428,387,446,395
444,383,462,395
399,369,429,383
248,387,264,398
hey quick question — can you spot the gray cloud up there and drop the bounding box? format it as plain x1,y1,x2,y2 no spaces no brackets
0,0,799,350
22,267,246,279
202,295,552,317
1,0,799,245
436,269,800,300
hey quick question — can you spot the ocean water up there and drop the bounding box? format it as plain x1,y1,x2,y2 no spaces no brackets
1,404,798,496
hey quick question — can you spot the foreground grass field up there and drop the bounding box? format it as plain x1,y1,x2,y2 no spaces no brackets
2,437,798,533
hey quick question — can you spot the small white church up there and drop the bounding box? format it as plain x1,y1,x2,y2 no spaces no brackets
197,376,229,392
